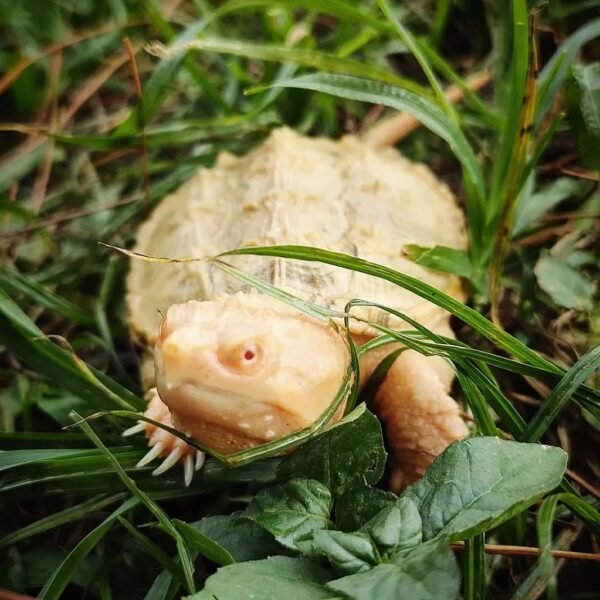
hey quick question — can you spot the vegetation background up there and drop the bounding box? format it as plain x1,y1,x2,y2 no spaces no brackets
0,1,599,599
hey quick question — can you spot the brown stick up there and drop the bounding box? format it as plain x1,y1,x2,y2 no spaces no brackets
123,35,150,207
451,541,600,561
363,69,491,148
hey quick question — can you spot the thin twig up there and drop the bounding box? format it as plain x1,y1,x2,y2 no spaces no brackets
0,20,145,97
559,167,600,182
451,541,600,561
123,36,150,207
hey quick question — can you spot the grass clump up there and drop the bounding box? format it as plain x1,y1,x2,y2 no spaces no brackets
1,1,599,599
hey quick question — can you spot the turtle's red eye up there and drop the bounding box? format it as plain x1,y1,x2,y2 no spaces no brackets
218,339,263,374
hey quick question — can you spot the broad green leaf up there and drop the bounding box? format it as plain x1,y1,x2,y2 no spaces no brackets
571,63,600,137
403,245,472,279
173,519,236,566
534,253,596,311
257,74,484,199
191,513,281,563
402,437,568,542
361,499,422,554
537,18,600,121
335,487,397,532
189,556,334,600
568,63,600,170
513,177,587,235
313,530,380,574
242,478,332,553
277,405,386,495
327,538,460,600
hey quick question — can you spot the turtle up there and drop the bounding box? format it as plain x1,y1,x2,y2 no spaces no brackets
124,126,469,492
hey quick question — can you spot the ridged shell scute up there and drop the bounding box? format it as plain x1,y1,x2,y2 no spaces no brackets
126,127,467,342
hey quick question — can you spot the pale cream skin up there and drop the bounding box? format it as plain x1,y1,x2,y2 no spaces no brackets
155,294,349,450
129,291,467,491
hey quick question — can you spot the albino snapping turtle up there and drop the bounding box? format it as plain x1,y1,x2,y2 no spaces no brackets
125,126,468,491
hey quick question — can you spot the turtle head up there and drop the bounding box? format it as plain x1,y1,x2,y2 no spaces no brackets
154,292,350,453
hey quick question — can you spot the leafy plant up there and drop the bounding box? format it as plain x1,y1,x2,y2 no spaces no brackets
1,0,599,598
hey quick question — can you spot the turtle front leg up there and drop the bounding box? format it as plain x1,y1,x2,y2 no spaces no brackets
123,388,205,486
361,344,468,492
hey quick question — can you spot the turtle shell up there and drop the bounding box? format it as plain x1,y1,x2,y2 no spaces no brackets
126,127,466,343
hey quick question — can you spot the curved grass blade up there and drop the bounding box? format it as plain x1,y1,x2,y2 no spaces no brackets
0,493,125,549
521,345,600,442
250,74,485,203
377,0,456,120
218,245,560,372
172,519,236,566
555,494,600,538
118,517,186,585
39,497,140,600
0,289,143,411
73,413,196,594
152,37,425,91
0,269,94,325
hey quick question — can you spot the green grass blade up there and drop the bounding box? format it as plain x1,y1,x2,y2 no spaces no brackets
210,0,392,35
555,494,600,538
39,497,140,600
253,74,485,203
173,519,236,566
536,495,561,600
0,493,125,549
463,534,486,600
161,37,424,90
377,0,456,120
0,289,143,411
218,245,560,372
73,413,196,593
0,268,94,325
456,369,501,436
520,345,600,442
118,517,186,585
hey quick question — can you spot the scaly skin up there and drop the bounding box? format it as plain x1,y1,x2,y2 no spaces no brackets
131,292,467,490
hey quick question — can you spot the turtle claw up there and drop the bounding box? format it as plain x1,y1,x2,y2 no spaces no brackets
183,453,194,487
137,441,165,467
152,446,184,476
122,422,146,437
195,450,206,471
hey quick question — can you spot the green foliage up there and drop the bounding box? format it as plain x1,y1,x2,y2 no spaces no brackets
196,421,568,598
1,0,599,597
